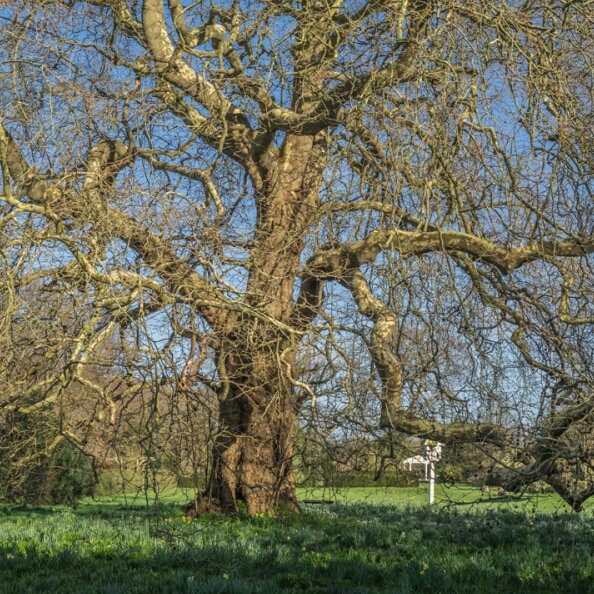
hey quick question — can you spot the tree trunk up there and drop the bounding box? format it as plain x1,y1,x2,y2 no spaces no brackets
182,134,326,516
184,343,301,516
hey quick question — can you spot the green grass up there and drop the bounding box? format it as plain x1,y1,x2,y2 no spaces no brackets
1,488,594,593
92,478,594,512
297,483,594,513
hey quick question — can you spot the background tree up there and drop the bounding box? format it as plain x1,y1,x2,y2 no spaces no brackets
2,0,594,514
0,281,99,505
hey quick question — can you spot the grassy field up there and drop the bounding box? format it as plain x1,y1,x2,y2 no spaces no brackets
298,483,594,513
92,481,594,512
1,487,594,593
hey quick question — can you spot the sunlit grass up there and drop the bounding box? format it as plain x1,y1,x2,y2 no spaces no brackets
297,483,594,513
80,481,594,515
2,489,594,593
91,467,594,514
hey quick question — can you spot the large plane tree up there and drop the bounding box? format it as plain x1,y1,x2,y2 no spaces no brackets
2,0,594,513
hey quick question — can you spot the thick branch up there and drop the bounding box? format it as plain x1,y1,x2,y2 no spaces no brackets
486,397,594,510
291,276,325,332
84,0,145,39
142,0,255,161
306,229,594,279
319,200,434,230
0,128,52,204
391,411,511,445
300,222,594,446
339,266,510,444
340,268,402,422
1,128,227,330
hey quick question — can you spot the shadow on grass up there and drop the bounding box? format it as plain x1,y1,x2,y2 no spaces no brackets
1,503,593,594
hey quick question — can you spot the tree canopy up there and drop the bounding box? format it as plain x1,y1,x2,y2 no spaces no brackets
2,0,594,513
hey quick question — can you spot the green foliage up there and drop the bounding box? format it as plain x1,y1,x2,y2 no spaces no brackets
435,442,497,486
95,469,178,497
46,440,95,507
0,439,95,507
438,463,468,485
1,493,594,593
0,411,95,507
295,430,417,490
299,469,418,489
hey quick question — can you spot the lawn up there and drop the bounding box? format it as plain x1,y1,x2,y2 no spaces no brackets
1,487,594,593
93,480,594,513
298,483,594,513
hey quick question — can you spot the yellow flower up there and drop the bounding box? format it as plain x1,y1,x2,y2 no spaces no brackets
222,573,229,580
420,563,429,575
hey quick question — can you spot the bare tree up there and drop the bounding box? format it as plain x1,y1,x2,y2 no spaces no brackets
2,0,594,514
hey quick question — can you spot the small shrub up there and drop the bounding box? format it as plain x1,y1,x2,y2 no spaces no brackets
0,410,95,506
